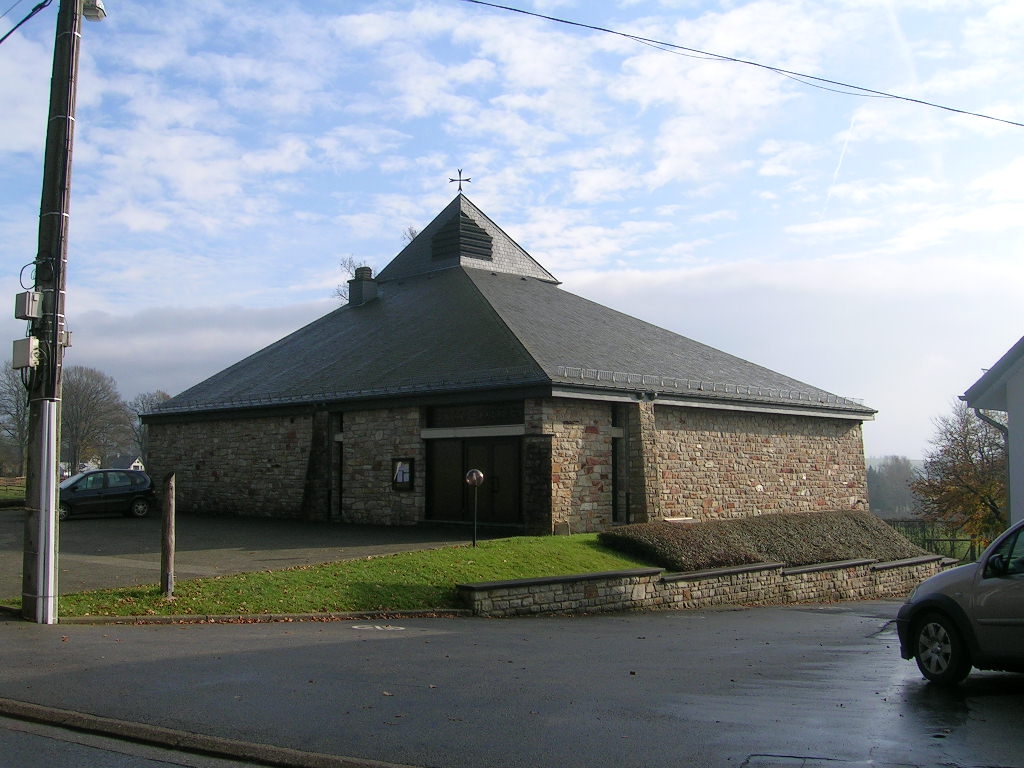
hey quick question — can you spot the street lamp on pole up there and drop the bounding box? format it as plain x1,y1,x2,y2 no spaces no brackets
17,0,105,624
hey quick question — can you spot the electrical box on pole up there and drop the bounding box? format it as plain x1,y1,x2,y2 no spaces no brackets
12,337,40,369
15,291,43,320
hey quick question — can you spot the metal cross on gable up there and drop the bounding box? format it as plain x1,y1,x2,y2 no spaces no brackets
449,169,471,192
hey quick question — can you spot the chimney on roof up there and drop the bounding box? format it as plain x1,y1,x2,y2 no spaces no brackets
347,266,378,306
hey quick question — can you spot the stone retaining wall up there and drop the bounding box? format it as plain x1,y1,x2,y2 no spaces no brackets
456,555,946,617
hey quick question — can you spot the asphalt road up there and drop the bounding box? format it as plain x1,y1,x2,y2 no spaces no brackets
0,602,1022,768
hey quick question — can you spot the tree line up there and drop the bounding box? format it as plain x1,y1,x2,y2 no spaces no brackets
0,364,169,477
869,399,1009,545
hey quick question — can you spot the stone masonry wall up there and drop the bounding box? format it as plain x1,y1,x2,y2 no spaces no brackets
147,414,316,518
147,405,427,523
654,406,868,520
630,400,660,523
341,407,424,525
528,399,614,533
457,555,946,617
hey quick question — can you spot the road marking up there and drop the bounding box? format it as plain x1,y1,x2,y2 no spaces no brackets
351,624,405,631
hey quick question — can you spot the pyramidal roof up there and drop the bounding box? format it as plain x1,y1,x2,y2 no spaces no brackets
377,194,558,284
149,195,874,420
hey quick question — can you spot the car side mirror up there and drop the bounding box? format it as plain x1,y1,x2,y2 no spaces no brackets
985,553,1007,578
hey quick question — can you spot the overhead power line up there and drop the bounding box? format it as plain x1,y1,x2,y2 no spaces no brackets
0,0,51,46
460,0,1024,130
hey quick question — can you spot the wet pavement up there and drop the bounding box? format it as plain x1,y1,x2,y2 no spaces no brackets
0,601,1021,767
1,508,1022,767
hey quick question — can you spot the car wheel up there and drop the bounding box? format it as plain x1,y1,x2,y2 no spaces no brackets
914,612,972,685
128,498,149,518
58,503,70,522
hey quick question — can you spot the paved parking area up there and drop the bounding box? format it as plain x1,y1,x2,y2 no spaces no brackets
0,507,472,600
2,602,1022,768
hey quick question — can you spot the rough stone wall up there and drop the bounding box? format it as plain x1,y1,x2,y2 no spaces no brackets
528,399,615,533
147,398,869,530
521,434,554,535
629,400,660,523
780,561,877,604
146,414,316,518
653,406,868,520
147,405,426,523
457,556,946,617
663,564,785,610
341,406,424,525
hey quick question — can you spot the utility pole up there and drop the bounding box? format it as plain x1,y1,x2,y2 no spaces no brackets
19,0,104,624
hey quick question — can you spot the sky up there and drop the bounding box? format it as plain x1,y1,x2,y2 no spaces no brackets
1,0,1022,461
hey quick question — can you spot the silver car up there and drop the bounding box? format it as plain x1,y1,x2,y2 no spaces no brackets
896,517,1024,685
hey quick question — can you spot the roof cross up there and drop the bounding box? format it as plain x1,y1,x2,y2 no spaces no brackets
449,169,471,192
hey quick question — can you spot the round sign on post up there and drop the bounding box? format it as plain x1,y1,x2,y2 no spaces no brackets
465,469,484,546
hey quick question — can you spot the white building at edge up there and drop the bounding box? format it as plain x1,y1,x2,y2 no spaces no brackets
963,335,1024,527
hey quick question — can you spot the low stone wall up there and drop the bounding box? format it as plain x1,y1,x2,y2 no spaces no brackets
456,554,947,617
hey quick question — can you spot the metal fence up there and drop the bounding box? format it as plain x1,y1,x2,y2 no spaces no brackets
887,519,979,562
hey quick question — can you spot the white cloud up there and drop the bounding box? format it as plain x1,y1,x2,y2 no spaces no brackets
785,217,880,238
758,140,822,177
826,177,945,204
970,157,1024,202
0,35,53,155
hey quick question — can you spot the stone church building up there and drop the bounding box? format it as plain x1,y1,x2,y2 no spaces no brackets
143,195,875,534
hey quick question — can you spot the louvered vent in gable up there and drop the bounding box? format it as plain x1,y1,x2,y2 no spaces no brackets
431,212,493,261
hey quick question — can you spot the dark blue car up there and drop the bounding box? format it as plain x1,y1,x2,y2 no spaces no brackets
58,469,155,521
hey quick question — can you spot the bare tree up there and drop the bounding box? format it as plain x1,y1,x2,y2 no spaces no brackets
333,255,363,302
0,365,30,475
334,227,417,303
126,390,171,462
910,399,1007,545
60,366,131,472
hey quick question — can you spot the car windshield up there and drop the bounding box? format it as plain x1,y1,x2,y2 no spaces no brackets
59,472,88,490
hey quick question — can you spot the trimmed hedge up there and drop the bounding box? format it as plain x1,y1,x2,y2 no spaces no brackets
597,510,927,572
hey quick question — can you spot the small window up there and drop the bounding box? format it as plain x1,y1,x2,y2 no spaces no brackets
82,474,104,490
392,458,414,491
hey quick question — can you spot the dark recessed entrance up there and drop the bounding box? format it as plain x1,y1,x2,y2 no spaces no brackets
426,437,522,526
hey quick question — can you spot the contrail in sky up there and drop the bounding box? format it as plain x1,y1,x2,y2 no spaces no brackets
822,112,856,218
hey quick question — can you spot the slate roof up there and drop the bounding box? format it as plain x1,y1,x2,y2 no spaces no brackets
963,334,1024,412
378,194,557,284
149,196,874,420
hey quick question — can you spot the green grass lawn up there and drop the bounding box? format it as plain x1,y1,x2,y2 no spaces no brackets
5,510,925,620
52,534,655,618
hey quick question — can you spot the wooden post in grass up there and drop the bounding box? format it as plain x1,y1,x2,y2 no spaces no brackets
161,473,175,598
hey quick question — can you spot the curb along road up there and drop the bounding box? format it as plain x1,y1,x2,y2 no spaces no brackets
0,697,415,768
